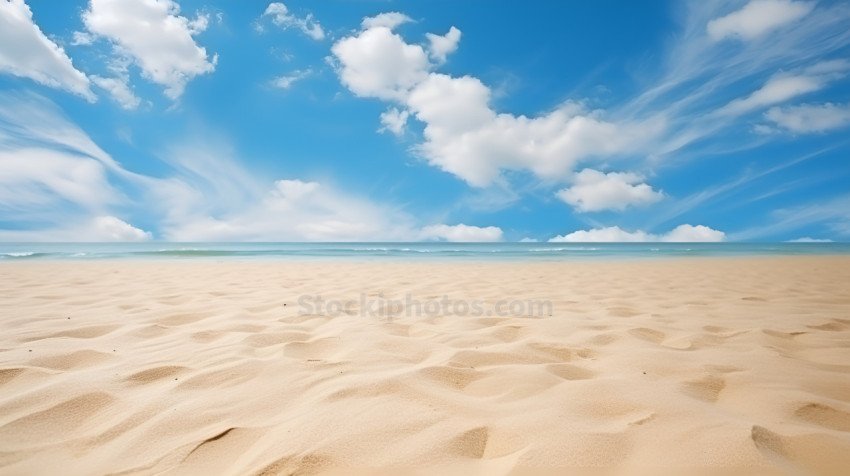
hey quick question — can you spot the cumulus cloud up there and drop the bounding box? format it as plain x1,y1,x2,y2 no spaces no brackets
327,2,850,229
426,26,461,63
82,0,217,99
361,12,412,30
0,0,94,100
331,21,431,101
261,2,324,40
550,224,725,243
331,15,664,186
415,89,661,186
663,224,726,242
378,107,409,136
765,102,850,133
89,216,151,241
556,169,663,212
2,92,503,243
707,0,814,41
419,224,503,242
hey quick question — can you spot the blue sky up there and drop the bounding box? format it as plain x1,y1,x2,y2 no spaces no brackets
1,0,849,242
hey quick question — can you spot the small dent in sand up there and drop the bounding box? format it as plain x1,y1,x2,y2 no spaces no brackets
682,375,726,402
450,426,490,458
546,363,595,381
126,366,186,385
795,402,850,432
751,425,786,456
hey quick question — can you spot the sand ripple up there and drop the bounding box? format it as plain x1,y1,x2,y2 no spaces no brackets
0,257,849,474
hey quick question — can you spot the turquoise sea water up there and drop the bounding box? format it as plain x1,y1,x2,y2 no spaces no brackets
0,242,848,261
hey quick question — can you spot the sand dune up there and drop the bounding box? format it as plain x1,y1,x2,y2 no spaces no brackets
1,257,849,474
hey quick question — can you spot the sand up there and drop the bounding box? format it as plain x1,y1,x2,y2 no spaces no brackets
1,257,849,475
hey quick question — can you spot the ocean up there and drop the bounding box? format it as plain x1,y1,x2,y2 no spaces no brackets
0,242,848,260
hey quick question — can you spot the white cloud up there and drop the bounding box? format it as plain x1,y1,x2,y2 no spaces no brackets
0,148,116,211
91,75,141,109
361,12,412,30
1,91,505,243
331,23,431,101
71,31,95,46
419,224,503,242
551,226,650,243
88,55,141,110
663,224,726,242
519,237,538,243
89,216,151,241
550,224,725,243
270,69,310,90
0,216,151,242
158,175,420,242
188,12,209,34
765,102,850,133
0,92,148,239
707,0,814,41
426,26,461,63
261,2,324,40
331,3,850,209
378,107,409,136
621,2,850,159
0,91,124,171
331,16,664,186
142,138,429,242
720,74,822,116
412,82,662,186
0,0,94,100
787,237,832,243
688,59,848,137
556,169,663,212
82,0,217,99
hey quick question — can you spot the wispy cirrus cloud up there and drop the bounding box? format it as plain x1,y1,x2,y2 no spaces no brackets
80,0,217,100
270,69,311,90
729,193,850,241
0,91,501,242
330,1,850,218
0,0,94,100
706,0,813,41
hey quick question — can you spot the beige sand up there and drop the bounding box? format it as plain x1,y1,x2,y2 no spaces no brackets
1,257,849,475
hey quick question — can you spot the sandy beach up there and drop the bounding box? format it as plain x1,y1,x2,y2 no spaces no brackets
1,257,849,475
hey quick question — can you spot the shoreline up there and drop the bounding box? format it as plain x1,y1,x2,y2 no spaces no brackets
2,243,850,264
3,252,850,265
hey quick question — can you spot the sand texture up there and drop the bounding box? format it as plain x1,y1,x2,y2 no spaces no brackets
1,257,850,475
